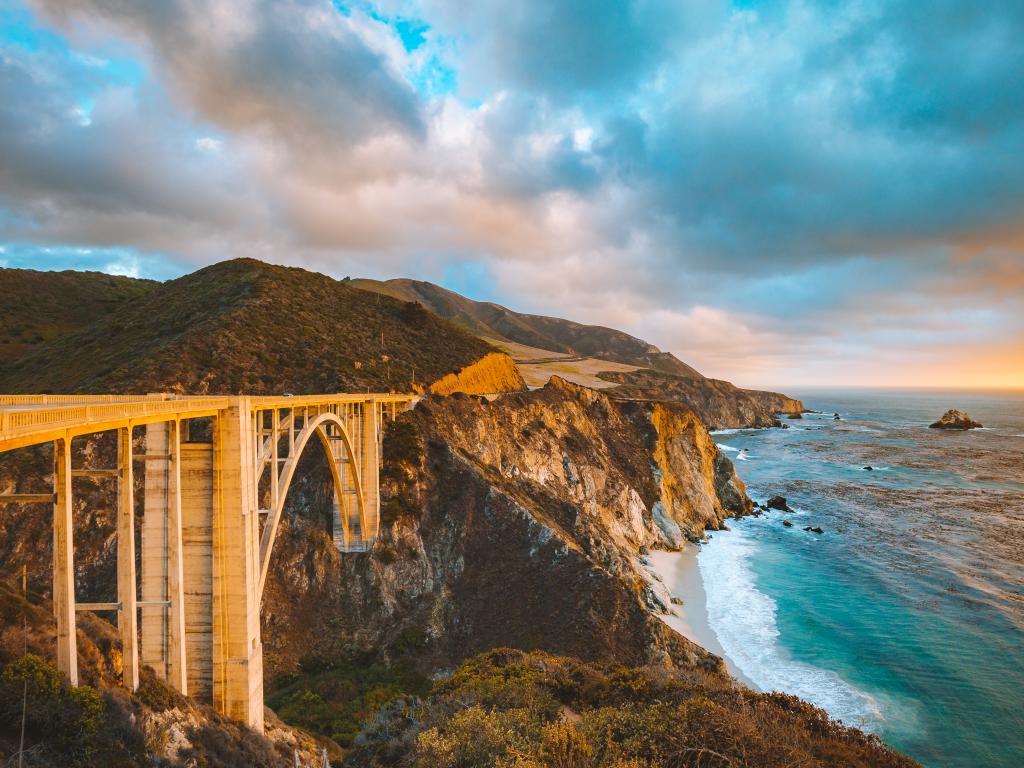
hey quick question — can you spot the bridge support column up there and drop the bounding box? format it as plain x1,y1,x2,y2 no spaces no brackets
213,401,263,732
117,427,139,691
181,441,214,701
141,422,188,693
53,437,78,685
360,400,379,542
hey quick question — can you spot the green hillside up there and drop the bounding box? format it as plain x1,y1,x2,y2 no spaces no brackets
0,260,494,394
0,268,155,365
351,277,703,377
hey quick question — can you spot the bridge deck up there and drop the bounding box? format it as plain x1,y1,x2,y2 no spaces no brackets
0,393,413,452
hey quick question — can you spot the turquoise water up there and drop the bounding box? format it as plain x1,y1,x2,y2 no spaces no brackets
702,389,1024,768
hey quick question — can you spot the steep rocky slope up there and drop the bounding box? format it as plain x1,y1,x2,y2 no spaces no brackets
260,378,750,678
427,351,526,395
599,369,803,429
0,260,499,395
0,267,154,365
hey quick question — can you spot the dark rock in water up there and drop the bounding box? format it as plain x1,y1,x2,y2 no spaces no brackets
803,526,824,534
767,495,791,512
787,413,803,420
781,423,790,429
782,519,793,527
833,413,841,420
864,466,873,471
929,409,982,430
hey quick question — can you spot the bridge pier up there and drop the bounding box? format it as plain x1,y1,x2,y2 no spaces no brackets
212,400,264,731
117,427,139,691
53,436,77,685
141,422,187,693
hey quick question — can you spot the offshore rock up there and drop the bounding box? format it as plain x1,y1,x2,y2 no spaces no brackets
929,409,982,430
766,495,791,512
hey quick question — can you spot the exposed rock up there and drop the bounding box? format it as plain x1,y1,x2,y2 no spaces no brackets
597,369,804,430
766,495,791,512
260,376,751,678
787,413,803,420
783,519,793,527
428,351,526,395
929,409,983,430
803,526,824,534
864,466,873,471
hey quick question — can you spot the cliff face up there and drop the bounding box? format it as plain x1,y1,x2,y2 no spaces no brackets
744,388,805,416
599,369,805,429
427,351,526,396
260,378,750,679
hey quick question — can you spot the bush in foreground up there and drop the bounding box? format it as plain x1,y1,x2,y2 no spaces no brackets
344,649,920,768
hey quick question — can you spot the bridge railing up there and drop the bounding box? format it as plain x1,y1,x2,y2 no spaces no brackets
0,397,231,447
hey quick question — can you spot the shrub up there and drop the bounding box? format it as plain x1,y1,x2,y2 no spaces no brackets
0,654,105,763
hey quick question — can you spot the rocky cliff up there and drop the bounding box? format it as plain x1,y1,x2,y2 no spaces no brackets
598,369,804,429
427,351,527,396
260,378,750,680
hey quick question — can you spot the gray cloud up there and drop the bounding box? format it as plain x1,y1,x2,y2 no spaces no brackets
32,0,426,146
2,0,1022,386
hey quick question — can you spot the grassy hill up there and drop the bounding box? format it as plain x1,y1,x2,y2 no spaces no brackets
351,277,703,377
0,260,495,394
0,268,155,365
351,276,804,426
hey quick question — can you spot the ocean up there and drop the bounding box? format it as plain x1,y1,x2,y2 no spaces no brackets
703,389,1024,768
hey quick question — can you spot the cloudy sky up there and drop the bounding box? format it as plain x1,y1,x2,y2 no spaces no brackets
1,0,1022,388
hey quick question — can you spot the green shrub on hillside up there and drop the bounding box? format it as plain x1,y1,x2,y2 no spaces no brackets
0,654,105,763
267,652,429,748
343,649,921,768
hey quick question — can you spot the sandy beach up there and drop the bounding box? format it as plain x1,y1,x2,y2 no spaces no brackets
647,546,757,689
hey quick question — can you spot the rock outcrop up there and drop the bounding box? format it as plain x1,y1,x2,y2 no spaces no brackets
929,409,983,430
427,351,527,396
260,377,751,678
598,369,804,429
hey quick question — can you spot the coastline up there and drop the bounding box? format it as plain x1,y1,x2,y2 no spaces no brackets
647,546,757,689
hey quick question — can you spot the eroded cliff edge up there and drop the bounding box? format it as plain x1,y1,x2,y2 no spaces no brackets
261,377,751,679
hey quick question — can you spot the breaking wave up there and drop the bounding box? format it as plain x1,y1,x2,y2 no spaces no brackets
698,527,885,732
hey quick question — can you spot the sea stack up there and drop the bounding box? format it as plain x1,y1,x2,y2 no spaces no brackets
928,409,983,430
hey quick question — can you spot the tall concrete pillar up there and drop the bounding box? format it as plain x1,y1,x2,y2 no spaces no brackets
360,400,379,543
141,423,169,678
117,427,139,691
212,401,264,731
180,440,214,700
53,437,77,685
141,421,188,692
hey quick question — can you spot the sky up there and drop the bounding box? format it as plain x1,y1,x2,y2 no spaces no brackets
1,0,1022,389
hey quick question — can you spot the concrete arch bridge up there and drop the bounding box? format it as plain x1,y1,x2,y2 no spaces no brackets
0,392,413,731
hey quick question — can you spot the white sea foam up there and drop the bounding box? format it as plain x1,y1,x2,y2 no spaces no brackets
698,527,884,732
710,428,744,435
718,444,740,453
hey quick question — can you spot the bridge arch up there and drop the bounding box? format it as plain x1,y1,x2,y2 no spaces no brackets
255,411,367,601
